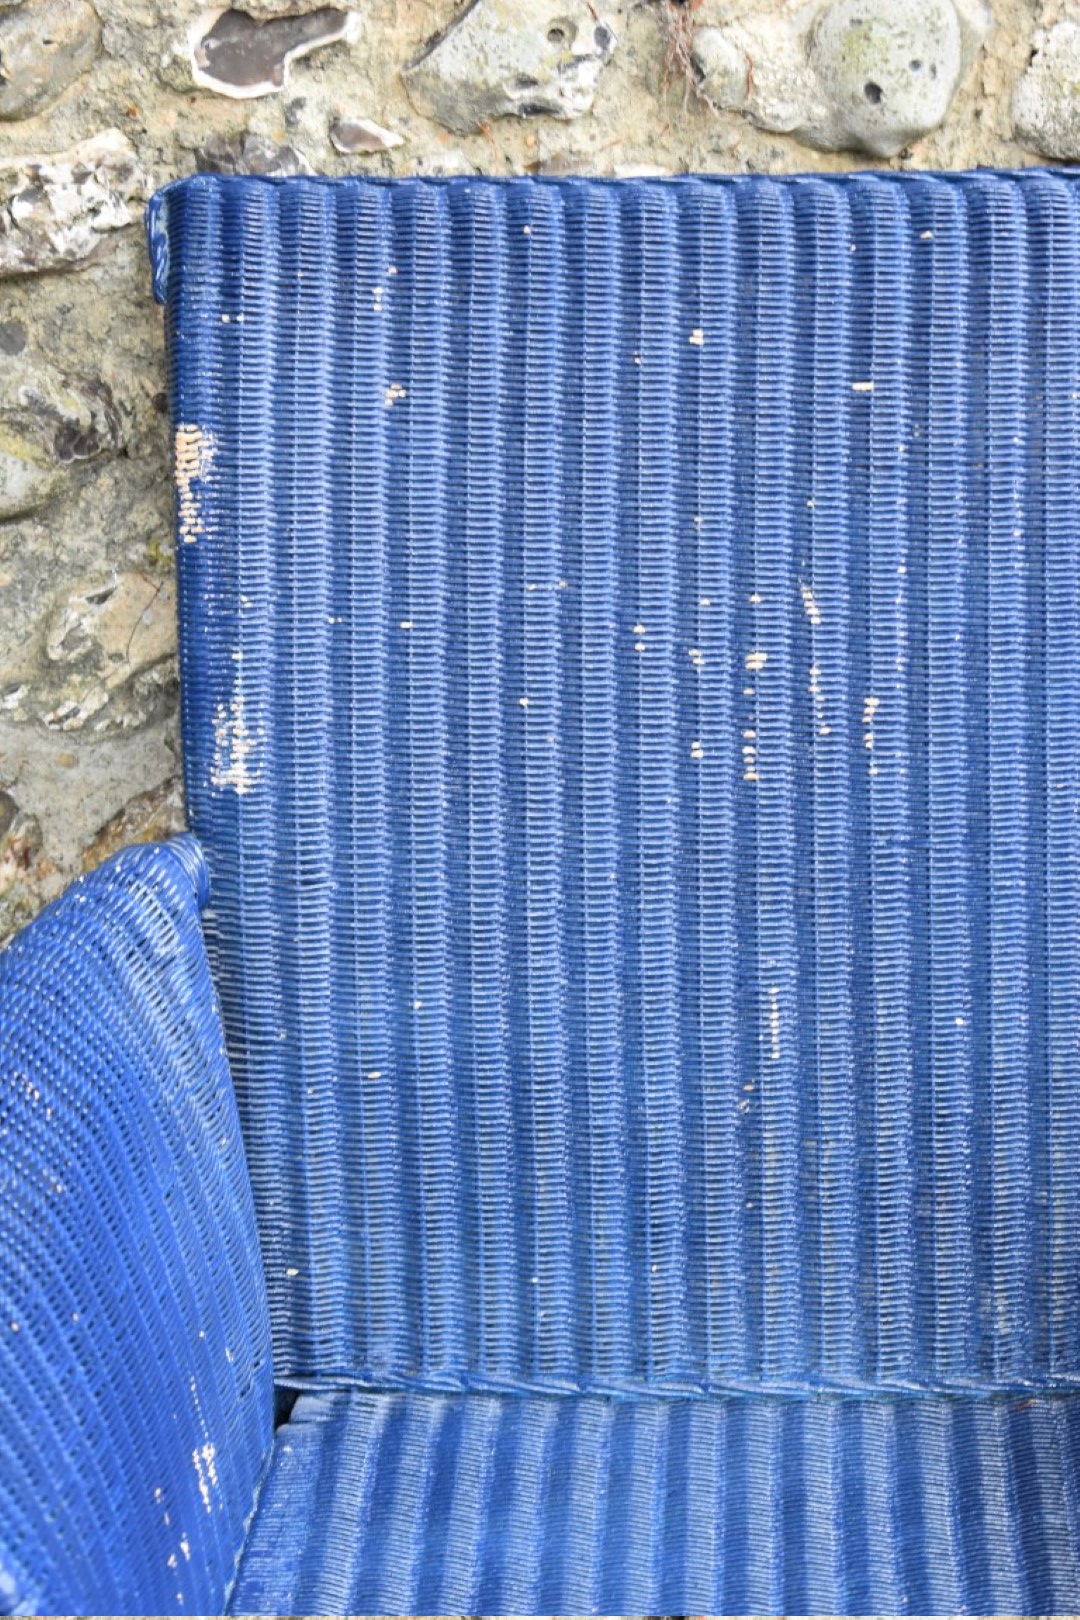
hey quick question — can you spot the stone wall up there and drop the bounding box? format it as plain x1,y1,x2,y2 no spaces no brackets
0,0,1072,941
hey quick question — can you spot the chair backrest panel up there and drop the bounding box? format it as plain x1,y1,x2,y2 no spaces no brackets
152,171,1080,1397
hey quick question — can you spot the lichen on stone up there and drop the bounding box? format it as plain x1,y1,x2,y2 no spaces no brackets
689,0,989,158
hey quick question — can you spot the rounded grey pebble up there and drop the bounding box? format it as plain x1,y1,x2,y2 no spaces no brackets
809,0,963,158
692,27,750,112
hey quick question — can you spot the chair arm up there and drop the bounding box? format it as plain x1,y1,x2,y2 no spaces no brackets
0,838,273,1616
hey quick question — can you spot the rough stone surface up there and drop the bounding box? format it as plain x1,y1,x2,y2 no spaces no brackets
404,0,619,134
688,0,989,157
0,348,122,519
196,128,313,174
0,785,46,938
0,0,1062,945
0,0,102,122
0,130,147,277
82,771,184,871
236,0,349,16
330,114,404,153
188,5,356,99
809,0,968,156
692,27,749,112
1014,16,1080,160
1,569,175,734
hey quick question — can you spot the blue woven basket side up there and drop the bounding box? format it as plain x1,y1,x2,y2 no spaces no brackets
0,838,273,1616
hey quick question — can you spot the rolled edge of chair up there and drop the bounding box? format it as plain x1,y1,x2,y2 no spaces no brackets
146,185,170,306
166,829,210,909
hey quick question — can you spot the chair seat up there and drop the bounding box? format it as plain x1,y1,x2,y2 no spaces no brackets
232,1387,1080,1615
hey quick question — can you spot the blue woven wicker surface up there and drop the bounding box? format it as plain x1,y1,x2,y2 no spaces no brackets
0,840,273,1615
233,1386,1080,1615
154,169,1080,1399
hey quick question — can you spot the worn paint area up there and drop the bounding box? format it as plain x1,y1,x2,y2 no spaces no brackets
211,694,261,795
800,580,823,625
192,1440,218,1512
174,423,216,545
862,691,880,746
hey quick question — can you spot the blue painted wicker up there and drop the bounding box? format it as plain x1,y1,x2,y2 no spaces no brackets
7,168,1080,1613
142,169,1080,1610
153,170,1080,1397
0,839,272,1614
234,1387,1080,1615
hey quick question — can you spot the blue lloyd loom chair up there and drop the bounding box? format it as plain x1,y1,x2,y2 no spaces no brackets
4,169,1080,1614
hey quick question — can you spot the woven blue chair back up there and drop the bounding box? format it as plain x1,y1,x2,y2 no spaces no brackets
152,171,1080,1399
0,840,272,1613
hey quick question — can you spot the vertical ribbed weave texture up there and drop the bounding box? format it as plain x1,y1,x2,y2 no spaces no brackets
233,1386,1080,1615
0,841,273,1615
153,171,1080,1398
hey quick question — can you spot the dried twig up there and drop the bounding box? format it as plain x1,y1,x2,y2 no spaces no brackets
656,0,718,112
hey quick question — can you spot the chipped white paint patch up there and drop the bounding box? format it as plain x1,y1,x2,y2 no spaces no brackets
384,381,407,408
689,327,705,347
211,694,262,794
800,581,822,625
809,663,832,737
174,424,216,545
863,693,880,754
851,379,874,393
192,1442,218,1513
745,648,768,672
